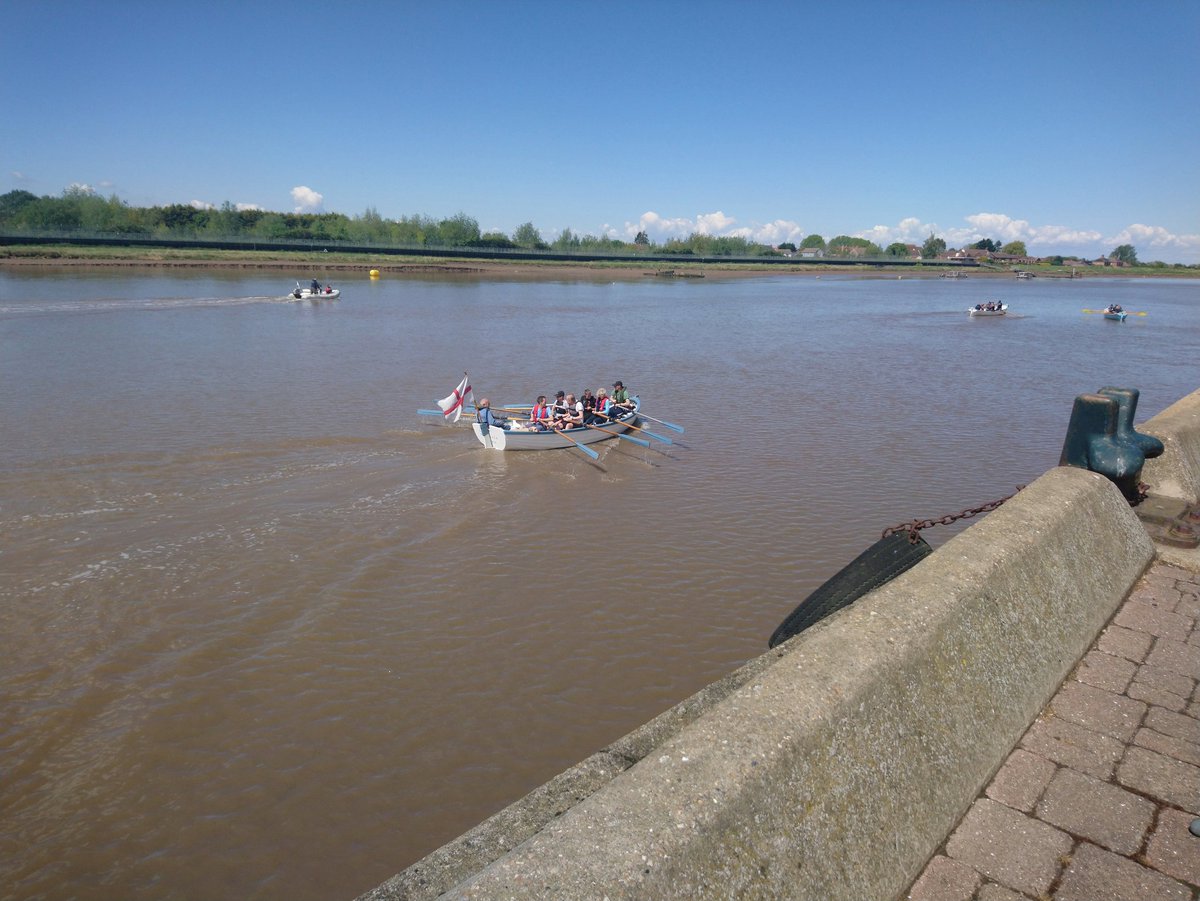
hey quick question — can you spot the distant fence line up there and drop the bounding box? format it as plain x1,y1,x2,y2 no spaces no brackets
0,231,975,269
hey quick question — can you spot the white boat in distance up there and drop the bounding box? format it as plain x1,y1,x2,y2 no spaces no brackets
473,397,641,451
291,284,340,300
968,303,1008,317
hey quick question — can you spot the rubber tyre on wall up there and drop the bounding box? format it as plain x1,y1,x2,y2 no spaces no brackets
768,532,932,648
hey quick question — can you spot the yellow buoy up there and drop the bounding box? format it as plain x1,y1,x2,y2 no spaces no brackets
369,269,380,278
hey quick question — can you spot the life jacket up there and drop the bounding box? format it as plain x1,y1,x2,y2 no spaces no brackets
595,397,611,416
530,403,548,421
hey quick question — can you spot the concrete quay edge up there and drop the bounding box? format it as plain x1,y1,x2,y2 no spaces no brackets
357,388,1200,901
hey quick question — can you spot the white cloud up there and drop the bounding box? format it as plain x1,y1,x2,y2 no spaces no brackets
852,212,1200,262
190,200,215,210
236,202,262,212
623,210,804,246
1108,223,1200,256
65,182,95,195
11,171,28,182
291,186,323,213
608,209,1198,263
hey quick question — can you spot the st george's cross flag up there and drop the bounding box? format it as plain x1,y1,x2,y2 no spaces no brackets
437,373,473,422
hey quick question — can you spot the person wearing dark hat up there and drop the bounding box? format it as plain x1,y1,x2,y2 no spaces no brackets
550,390,568,421
611,380,633,413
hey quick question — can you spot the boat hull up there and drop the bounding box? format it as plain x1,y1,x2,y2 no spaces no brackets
1103,312,1127,321
473,398,640,451
291,288,340,300
968,304,1007,317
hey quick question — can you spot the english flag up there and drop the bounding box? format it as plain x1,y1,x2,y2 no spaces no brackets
437,373,473,422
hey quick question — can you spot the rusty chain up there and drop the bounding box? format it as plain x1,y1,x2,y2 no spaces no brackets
883,486,1027,544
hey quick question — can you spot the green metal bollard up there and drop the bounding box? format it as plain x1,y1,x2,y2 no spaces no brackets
1059,388,1163,504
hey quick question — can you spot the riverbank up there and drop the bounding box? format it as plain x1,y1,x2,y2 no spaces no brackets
2,243,1191,280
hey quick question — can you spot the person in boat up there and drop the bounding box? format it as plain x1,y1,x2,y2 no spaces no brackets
310,278,321,293
610,380,633,413
325,284,334,295
475,398,509,430
528,395,551,431
549,390,568,418
581,388,596,420
555,394,584,430
588,388,613,424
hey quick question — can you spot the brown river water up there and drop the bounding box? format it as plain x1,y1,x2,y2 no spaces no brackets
1,267,1197,900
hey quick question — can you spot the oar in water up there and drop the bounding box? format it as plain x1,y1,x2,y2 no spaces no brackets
551,426,600,460
595,412,672,444
585,422,650,447
633,411,684,434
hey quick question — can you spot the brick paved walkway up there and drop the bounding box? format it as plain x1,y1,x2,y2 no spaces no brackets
907,561,1200,901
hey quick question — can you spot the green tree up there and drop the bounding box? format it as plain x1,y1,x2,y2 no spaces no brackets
436,213,480,246
921,233,947,259
1111,244,1139,265
0,189,38,222
800,234,826,249
1001,241,1027,256
634,230,650,245
777,242,796,252
513,221,544,248
827,235,882,257
885,242,909,257
972,238,1000,252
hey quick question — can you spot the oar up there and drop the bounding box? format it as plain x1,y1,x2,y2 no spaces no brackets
551,426,600,460
633,411,684,434
595,413,672,444
585,421,650,447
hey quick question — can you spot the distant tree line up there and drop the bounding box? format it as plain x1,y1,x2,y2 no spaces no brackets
0,188,1187,267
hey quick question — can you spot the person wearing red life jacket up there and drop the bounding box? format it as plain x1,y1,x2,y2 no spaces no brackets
588,388,613,423
528,395,551,431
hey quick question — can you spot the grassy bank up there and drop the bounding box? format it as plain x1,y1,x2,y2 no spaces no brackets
1,242,1193,279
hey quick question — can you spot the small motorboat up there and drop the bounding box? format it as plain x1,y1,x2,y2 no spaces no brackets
1103,305,1128,321
968,303,1008,317
473,397,641,452
291,283,340,301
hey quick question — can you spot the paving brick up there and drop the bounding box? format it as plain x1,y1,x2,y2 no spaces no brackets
1074,650,1137,693
1116,745,1200,811
985,749,1057,813
1056,840,1193,900
1115,602,1193,642
1097,624,1154,663
1142,807,1200,888
1035,767,1155,855
943,799,1070,898
1049,681,1147,742
905,854,980,901
1129,578,1184,611
1134,662,1197,700
1133,725,1200,767
1177,590,1199,620
1145,706,1200,746
1147,637,1200,680
975,884,1030,901
1020,715,1125,779
1127,680,1189,712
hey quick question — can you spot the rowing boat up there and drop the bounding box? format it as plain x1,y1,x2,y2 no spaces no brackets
473,397,641,451
1103,307,1128,321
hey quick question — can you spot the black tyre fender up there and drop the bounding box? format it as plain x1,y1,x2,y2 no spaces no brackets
768,532,932,648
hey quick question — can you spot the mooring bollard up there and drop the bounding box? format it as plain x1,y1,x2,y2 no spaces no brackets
1059,387,1164,504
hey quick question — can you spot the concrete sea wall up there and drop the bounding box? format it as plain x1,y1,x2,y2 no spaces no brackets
357,388,1200,901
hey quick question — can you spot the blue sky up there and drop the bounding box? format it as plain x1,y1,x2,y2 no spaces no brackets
4,0,1198,262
